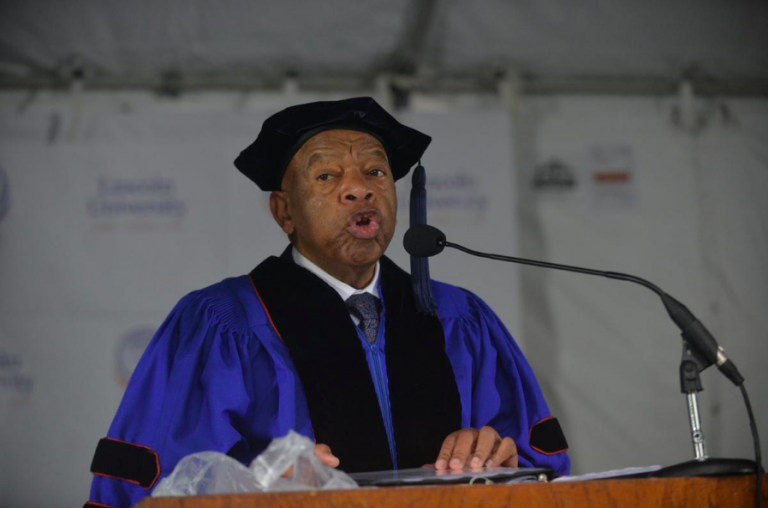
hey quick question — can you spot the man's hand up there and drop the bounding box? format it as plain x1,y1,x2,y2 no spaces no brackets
314,443,340,468
284,443,339,478
434,426,518,470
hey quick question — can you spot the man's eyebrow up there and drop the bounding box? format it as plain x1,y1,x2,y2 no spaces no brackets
306,151,337,167
361,148,389,161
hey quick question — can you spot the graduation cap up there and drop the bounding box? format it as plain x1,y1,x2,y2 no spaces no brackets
234,96,438,315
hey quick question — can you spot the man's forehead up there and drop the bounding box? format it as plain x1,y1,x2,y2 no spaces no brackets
300,129,386,154
282,130,389,186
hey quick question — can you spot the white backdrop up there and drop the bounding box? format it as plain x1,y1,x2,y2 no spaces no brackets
0,92,766,508
0,92,520,507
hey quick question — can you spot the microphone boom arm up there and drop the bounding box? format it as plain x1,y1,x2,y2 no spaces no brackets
445,241,666,296
442,240,743,387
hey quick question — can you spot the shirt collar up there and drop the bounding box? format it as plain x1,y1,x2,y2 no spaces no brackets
292,247,380,302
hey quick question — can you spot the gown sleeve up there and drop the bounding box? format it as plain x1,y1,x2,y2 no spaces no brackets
436,283,571,476
87,282,278,508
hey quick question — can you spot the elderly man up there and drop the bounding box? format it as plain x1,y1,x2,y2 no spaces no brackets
86,97,569,508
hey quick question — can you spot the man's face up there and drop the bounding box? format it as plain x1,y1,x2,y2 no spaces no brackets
270,129,398,270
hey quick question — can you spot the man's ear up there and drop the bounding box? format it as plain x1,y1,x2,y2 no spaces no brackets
269,191,295,235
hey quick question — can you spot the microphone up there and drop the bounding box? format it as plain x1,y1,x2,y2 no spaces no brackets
403,224,744,386
403,224,446,257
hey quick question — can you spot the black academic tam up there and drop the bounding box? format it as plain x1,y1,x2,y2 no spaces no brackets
234,97,431,191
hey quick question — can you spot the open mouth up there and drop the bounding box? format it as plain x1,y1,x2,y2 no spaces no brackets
346,209,382,239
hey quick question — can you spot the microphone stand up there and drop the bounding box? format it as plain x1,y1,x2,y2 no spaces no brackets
680,342,708,461
652,339,755,477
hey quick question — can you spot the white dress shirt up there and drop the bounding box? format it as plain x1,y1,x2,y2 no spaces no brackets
292,248,380,326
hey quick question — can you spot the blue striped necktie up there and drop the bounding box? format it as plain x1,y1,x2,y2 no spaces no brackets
346,293,381,344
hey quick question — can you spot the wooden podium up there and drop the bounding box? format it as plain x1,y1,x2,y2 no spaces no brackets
138,475,766,508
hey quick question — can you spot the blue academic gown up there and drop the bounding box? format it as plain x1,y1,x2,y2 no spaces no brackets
88,273,570,507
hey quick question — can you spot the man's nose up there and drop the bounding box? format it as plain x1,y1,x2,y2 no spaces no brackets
341,173,374,202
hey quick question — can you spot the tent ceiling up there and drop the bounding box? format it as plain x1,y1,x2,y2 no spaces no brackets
1,0,767,95
429,1,768,78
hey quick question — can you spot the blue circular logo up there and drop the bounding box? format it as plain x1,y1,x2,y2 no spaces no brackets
115,327,155,387
0,167,9,222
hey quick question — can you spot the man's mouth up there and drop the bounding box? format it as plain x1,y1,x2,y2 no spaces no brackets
346,209,382,239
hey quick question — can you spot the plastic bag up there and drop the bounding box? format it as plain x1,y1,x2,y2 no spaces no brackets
151,430,359,497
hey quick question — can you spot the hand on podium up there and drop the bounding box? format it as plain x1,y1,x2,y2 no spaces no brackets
433,426,519,470
314,443,340,468
280,442,340,479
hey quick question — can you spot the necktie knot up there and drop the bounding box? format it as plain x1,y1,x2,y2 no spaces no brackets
346,293,381,343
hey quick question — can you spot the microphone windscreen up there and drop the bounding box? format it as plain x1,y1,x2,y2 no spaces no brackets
404,225,446,257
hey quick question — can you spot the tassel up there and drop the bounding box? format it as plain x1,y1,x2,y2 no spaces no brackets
409,163,437,315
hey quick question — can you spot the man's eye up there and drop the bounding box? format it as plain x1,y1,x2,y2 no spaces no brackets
317,174,332,181
369,169,385,177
